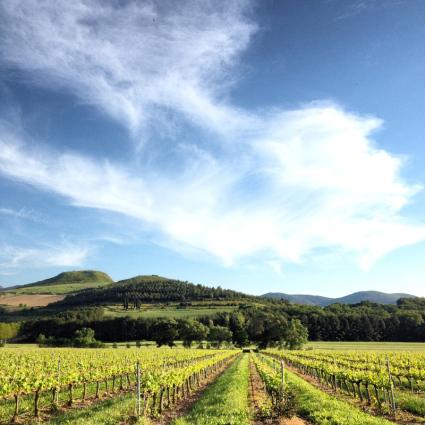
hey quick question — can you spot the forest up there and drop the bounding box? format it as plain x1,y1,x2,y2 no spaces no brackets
15,297,425,346
54,276,254,307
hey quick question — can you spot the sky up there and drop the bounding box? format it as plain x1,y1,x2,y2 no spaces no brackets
1,0,425,297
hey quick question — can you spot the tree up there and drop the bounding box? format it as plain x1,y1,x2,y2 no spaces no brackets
179,320,209,348
229,313,249,347
208,325,232,348
151,319,178,347
36,334,47,346
284,319,308,350
74,327,101,347
0,322,20,346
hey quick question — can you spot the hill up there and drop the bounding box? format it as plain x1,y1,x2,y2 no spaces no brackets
24,270,113,288
54,275,255,307
262,290,416,306
0,270,114,297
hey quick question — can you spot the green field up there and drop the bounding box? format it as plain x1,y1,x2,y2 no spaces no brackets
306,341,425,351
6,281,112,295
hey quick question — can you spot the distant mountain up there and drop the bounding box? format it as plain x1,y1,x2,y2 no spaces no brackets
262,290,416,306
263,293,333,306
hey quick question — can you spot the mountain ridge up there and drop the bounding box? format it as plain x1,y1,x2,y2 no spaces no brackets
262,290,416,306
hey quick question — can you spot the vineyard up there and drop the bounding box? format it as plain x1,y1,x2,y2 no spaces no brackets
265,349,425,421
1,347,425,424
0,348,235,423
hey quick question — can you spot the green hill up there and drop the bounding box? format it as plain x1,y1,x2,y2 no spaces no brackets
54,275,256,307
4,270,114,295
25,270,113,287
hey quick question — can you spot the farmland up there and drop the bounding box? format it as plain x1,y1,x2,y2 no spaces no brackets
1,345,425,424
0,294,65,307
0,346,235,424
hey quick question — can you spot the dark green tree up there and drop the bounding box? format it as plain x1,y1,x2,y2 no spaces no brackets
179,320,209,348
284,319,308,350
208,325,232,348
151,319,178,347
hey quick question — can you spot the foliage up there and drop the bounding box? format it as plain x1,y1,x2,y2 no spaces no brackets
0,322,20,345
252,354,297,419
267,347,425,417
283,318,308,349
208,325,233,347
0,347,234,423
37,327,104,348
179,319,209,347
151,318,179,347
10,291,425,346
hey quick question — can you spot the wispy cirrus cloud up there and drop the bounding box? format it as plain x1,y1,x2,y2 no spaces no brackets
0,242,90,269
0,0,256,141
0,0,424,272
0,207,46,223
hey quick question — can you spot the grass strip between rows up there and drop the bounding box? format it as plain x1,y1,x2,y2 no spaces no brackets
286,369,396,425
172,354,250,425
42,392,138,425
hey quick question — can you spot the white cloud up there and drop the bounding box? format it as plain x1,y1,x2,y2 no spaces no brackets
1,105,424,269
0,0,256,141
0,243,90,269
0,0,424,270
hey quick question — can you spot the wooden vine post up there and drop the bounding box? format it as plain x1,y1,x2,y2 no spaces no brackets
280,360,285,398
55,355,61,407
136,361,141,417
386,356,396,414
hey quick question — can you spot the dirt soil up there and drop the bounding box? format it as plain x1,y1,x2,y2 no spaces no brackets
0,294,64,307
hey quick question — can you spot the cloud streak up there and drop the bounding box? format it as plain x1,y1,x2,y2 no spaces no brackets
0,0,256,140
0,0,424,271
0,242,90,269
1,105,424,269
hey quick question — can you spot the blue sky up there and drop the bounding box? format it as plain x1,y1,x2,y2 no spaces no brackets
1,0,425,296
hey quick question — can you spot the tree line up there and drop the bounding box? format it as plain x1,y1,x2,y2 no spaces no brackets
3,294,425,347
18,307,308,349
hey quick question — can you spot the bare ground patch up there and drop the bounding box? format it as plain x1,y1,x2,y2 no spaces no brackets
0,294,64,307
